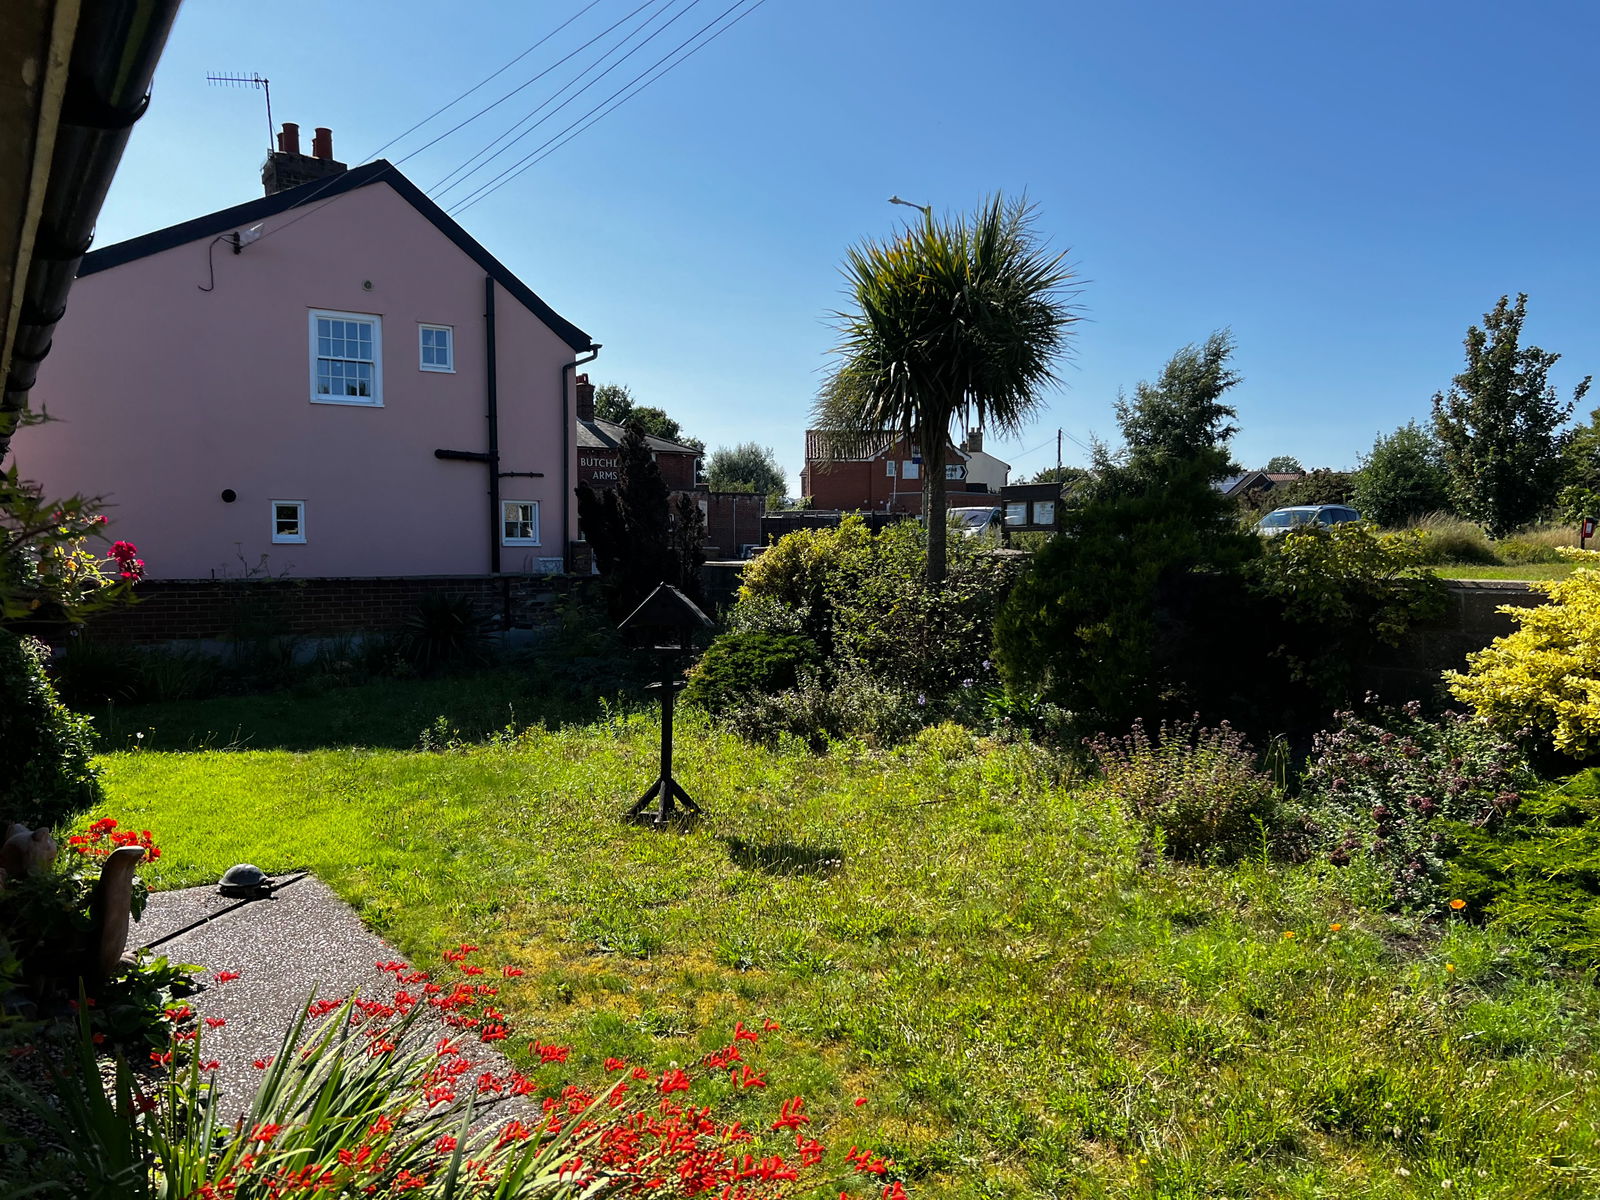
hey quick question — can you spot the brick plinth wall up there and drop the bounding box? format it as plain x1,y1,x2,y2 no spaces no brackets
73,575,589,644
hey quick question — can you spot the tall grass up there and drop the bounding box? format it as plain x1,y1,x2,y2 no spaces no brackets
1402,512,1580,567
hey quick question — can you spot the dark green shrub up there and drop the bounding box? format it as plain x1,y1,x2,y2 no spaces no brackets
1446,769,1600,965
0,631,102,827
1300,702,1530,910
398,593,491,675
1244,523,1447,703
1087,716,1276,860
722,666,926,751
994,457,1257,732
683,631,819,715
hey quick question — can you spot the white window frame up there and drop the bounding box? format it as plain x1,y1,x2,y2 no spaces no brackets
309,309,382,406
902,460,921,481
885,459,896,477
501,500,540,546
271,499,306,544
419,323,454,373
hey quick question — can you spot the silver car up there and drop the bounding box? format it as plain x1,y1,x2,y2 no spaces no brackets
1255,504,1361,536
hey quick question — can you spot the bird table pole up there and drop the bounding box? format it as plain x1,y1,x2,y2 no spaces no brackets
626,673,701,826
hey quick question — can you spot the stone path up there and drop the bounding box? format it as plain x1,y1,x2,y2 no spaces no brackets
136,872,536,1126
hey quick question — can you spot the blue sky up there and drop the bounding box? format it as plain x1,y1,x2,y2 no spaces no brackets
95,0,1599,493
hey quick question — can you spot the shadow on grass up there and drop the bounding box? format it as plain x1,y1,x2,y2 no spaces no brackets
719,836,844,879
89,658,649,752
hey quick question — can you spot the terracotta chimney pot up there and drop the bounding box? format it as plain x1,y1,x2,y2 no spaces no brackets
311,127,333,160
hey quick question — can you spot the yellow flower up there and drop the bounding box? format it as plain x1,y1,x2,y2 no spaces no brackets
1329,923,1342,932
1449,899,1466,911
1282,931,1296,940
1445,963,1456,974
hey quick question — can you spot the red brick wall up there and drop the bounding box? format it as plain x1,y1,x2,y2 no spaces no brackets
68,575,589,644
704,492,766,557
803,457,924,514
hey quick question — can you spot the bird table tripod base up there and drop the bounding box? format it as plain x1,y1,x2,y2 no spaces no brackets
624,677,703,829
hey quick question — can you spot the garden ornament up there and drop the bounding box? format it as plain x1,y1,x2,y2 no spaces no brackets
0,823,58,880
88,846,144,979
219,862,273,899
617,582,714,827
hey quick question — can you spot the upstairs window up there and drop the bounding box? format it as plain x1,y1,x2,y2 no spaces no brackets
502,500,539,545
420,324,454,372
310,310,381,405
885,460,896,477
271,500,306,543
902,460,921,481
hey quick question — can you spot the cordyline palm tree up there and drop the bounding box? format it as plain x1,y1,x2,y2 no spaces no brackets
815,194,1079,583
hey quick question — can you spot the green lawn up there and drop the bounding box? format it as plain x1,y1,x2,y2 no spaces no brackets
1431,563,1574,581
90,696,1600,1198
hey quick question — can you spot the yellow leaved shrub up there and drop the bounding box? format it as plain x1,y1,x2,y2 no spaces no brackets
1446,548,1600,757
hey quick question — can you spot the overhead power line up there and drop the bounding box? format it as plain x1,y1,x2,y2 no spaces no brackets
450,0,770,217
430,0,702,199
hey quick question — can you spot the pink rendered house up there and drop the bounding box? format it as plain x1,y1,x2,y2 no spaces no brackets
18,125,598,583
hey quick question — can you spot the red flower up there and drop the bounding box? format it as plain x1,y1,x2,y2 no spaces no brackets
732,1065,767,1089
658,1068,691,1094
249,1123,282,1144
252,1057,273,1069
204,1017,226,1029
213,971,240,984
734,1020,760,1043
881,1183,908,1200
604,1057,628,1072
502,966,525,977
771,1097,810,1130
854,1096,868,1107
433,1136,458,1154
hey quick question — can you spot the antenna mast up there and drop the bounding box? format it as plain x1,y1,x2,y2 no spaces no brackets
205,72,273,149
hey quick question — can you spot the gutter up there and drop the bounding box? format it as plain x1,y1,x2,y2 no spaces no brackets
485,276,500,574
0,0,183,463
561,344,601,571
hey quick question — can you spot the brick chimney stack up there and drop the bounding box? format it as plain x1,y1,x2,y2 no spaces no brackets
262,121,348,196
963,428,984,453
575,374,596,422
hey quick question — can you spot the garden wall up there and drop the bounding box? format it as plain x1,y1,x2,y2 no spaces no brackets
68,575,588,644
1363,579,1544,697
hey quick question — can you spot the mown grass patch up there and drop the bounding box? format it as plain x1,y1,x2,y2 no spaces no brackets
1431,563,1576,581
96,717,1600,1198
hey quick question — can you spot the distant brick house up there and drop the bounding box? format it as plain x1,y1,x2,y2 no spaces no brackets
800,429,1008,515
574,375,762,558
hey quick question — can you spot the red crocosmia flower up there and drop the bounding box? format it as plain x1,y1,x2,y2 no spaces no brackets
880,1183,908,1200
496,1121,532,1148
250,1123,283,1143
368,1115,396,1137
252,1057,273,1069
631,1066,651,1081
204,1017,227,1029
733,1020,759,1043
530,1041,571,1064
771,1097,810,1130
732,1065,767,1089
200,1060,220,1072
434,1136,459,1154
854,1097,868,1107
164,1005,193,1022
604,1057,628,1072
658,1068,691,1094
213,971,240,984
795,1134,825,1168
462,965,485,976
502,966,525,977
149,1050,173,1067
763,1019,781,1032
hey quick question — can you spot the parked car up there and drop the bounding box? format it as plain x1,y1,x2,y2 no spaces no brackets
948,506,1002,538
1255,504,1361,536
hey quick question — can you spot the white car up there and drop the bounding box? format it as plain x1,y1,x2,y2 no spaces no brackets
1256,504,1361,536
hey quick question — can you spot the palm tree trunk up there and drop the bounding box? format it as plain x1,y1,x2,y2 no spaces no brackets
922,432,948,584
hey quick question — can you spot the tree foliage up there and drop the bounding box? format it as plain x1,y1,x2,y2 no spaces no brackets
1263,455,1303,473
1109,331,1241,487
574,424,704,619
1556,404,1600,525
816,194,1079,583
706,443,786,499
592,382,705,458
1252,469,1358,513
1352,421,1451,526
1431,294,1590,537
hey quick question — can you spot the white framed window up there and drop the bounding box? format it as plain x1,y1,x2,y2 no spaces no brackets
419,324,454,372
310,309,382,405
885,460,896,477
271,500,306,544
502,500,540,545
902,460,921,480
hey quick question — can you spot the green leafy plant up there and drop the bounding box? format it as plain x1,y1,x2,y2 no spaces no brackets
0,630,102,827
1299,702,1530,909
1087,716,1276,860
683,630,820,716
1,465,142,627
1446,768,1600,965
400,593,493,676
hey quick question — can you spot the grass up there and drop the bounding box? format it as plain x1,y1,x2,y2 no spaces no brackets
88,697,1600,1198
1431,563,1576,581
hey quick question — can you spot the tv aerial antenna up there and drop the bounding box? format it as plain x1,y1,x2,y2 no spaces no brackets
205,72,273,148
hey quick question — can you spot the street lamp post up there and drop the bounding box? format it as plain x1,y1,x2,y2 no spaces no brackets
887,195,932,217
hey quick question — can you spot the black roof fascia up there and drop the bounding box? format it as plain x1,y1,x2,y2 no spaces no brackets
77,160,595,352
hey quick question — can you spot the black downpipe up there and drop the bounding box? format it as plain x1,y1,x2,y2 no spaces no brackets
1,0,183,462
485,276,500,575
561,344,601,570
